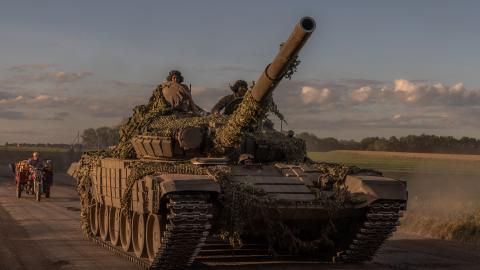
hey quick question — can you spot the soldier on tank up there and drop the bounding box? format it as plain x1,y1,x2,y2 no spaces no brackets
160,70,198,113
211,80,248,114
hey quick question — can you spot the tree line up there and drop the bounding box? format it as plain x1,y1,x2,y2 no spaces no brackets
3,143,82,149
80,126,480,154
297,133,480,154
81,126,120,150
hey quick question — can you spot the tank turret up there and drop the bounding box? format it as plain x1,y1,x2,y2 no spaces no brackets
129,17,316,162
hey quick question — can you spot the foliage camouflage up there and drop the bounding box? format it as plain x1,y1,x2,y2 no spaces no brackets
75,151,107,238
214,91,272,149
112,84,173,158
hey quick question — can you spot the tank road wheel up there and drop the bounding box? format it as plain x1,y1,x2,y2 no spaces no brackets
146,214,164,262
16,183,22,198
99,205,110,241
132,213,147,258
89,200,100,236
120,209,133,252
109,207,121,246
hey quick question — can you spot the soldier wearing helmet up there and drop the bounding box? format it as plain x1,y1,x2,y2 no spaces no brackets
160,70,197,113
211,80,249,114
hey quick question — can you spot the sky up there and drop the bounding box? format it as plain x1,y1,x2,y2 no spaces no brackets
0,0,479,143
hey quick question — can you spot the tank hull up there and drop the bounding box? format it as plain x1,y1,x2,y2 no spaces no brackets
75,157,407,268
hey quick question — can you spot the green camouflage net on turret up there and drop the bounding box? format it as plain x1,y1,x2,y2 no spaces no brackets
249,129,306,162
145,115,227,137
112,85,173,159
214,90,270,149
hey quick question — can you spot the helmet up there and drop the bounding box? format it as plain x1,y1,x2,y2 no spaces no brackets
230,80,248,93
166,70,184,83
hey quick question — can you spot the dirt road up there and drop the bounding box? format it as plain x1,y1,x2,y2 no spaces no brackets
0,175,479,270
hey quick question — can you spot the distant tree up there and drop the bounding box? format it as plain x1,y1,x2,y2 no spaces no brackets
81,126,120,150
81,128,98,149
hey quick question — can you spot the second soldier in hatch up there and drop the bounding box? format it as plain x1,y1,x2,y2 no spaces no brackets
211,80,249,114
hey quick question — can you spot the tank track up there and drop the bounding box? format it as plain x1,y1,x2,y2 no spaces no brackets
150,194,212,269
88,193,212,270
335,200,406,262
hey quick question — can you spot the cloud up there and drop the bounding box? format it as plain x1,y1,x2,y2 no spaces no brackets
106,80,154,90
262,78,480,138
0,91,17,99
301,86,332,104
34,95,49,101
4,65,93,84
49,71,93,83
0,130,44,135
210,65,261,73
351,86,372,102
7,64,55,72
86,103,131,118
191,85,208,95
44,112,70,121
295,79,480,108
392,79,480,106
0,95,24,105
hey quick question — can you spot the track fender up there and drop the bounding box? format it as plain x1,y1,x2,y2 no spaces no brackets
345,175,408,207
158,174,220,196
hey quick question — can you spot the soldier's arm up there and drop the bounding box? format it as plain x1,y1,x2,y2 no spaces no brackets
211,96,231,113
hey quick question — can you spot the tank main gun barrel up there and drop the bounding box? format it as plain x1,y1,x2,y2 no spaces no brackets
251,16,316,102
214,17,316,149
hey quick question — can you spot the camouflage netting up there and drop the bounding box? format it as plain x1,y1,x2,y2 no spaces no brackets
149,115,208,134
311,162,382,190
75,151,108,238
146,115,227,137
214,90,273,149
249,129,306,162
112,85,174,159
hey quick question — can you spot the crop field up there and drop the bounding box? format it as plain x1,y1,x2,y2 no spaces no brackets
309,150,480,244
309,150,480,178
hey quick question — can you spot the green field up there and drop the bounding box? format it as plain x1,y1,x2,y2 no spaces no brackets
309,150,480,179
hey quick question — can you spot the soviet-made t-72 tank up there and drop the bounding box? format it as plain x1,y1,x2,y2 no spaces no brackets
69,16,407,270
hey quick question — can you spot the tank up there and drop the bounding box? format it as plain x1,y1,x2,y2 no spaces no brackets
69,16,407,269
